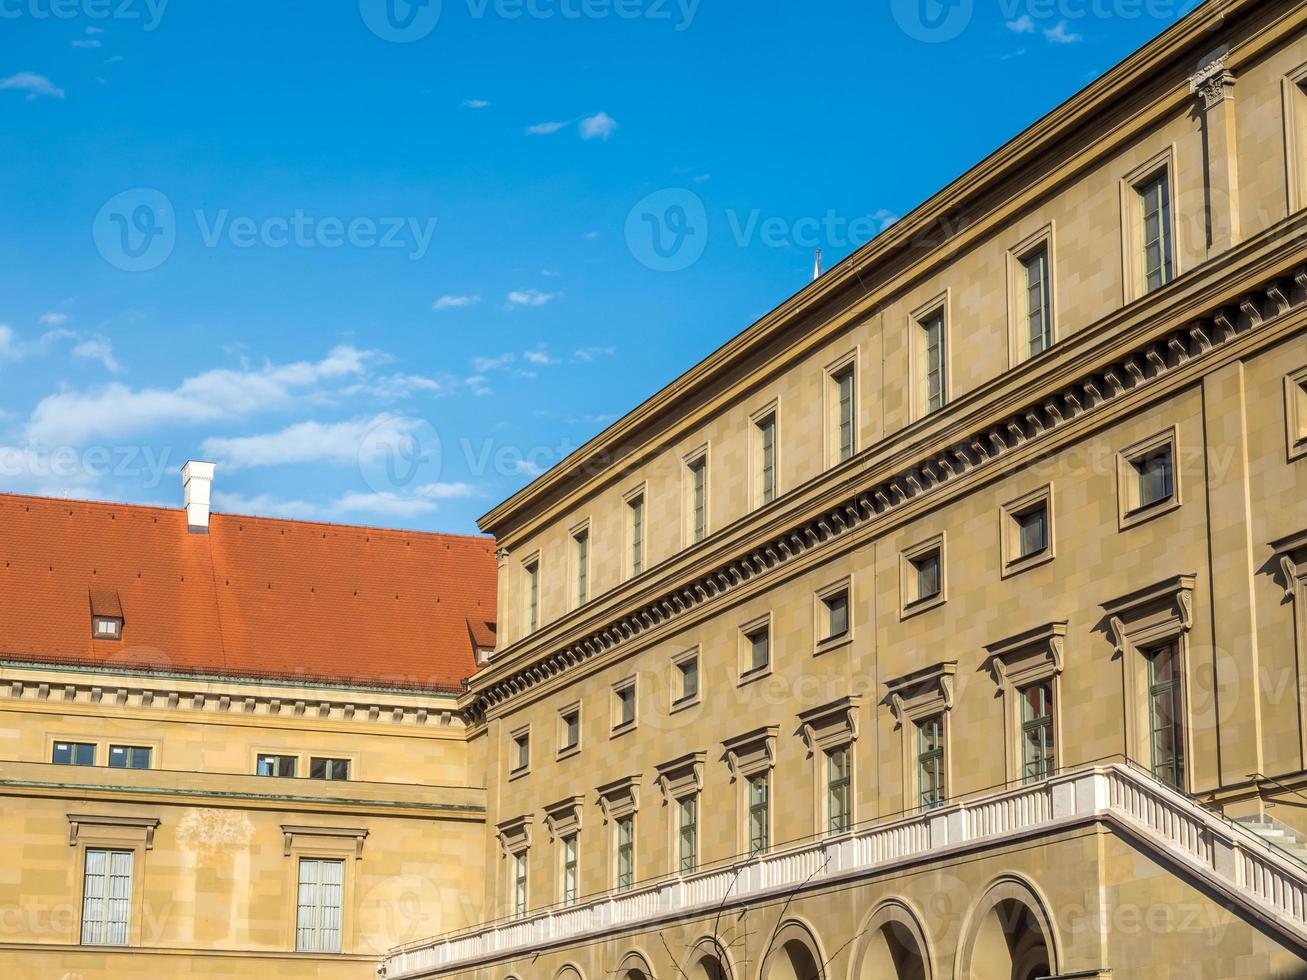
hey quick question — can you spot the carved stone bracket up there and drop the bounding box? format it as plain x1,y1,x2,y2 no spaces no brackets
68,814,160,850
1189,54,1234,111
721,726,778,782
1101,574,1197,657
883,662,958,728
595,775,640,823
795,695,861,756
1272,530,1307,599
653,752,706,804
494,815,532,856
542,796,584,841
983,622,1067,689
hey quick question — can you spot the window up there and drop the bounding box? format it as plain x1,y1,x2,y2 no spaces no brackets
1001,486,1054,576
1134,448,1174,510
826,747,851,835
1118,428,1181,529
512,851,529,918
912,552,941,602
901,534,946,616
525,559,540,633
613,679,637,731
821,588,849,643
678,796,699,874
1020,682,1056,783
917,716,946,810
558,706,581,755
573,527,589,606
629,492,645,576
1022,246,1053,357
1147,643,1186,790
747,774,769,856
673,650,700,706
309,757,350,780
107,746,151,769
1286,367,1307,462
1285,67,1307,213
833,364,856,463
920,309,947,415
510,729,530,775
741,620,770,677
296,858,344,952
53,741,95,766
561,835,578,906
81,849,133,945
615,815,635,891
687,455,708,543
756,411,778,505
256,754,296,777
93,617,122,639
1016,504,1048,559
1138,171,1174,293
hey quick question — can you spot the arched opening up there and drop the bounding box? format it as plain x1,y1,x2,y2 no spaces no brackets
968,898,1052,980
616,951,655,980
762,921,825,980
689,952,728,980
682,936,733,980
852,900,932,980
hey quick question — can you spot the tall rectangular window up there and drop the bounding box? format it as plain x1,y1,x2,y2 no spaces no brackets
913,551,941,602
674,653,699,705
574,528,589,606
107,745,151,769
81,849,132,946
744,622,770,676
1139,172,1174,293
560,707,580,753
53,741,95,766
827,748,851,834
1020,682,1056,783
834,366,856,462
688,457,707,543
256,754,296,777
822,588,849,641
511,730,530,774
526,560,540,633
295,858,344,952
757,413,777,505
512,851,528,918
1147,643,1186,790
748,774,769,856
1017,505,1048,559
629,494,645,576
917,716,946,810
921,310,946,415
614,681,637,730
615,815,635,891
1023,246,1052,356
561,835,578,906
678,796,699,874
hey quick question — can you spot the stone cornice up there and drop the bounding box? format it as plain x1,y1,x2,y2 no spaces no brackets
464,229,1307,723
478,0,1293,543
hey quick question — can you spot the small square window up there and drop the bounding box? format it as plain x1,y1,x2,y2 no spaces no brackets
93,617,122,640
108,745,151,769
510,729,531,774
558,706,581,755
900,534,946,617
309,757,351,780
673,651,700,707
52,741,95,766
1117,428,1181,529
740,620,771,679
815,580,852,653
613,680,637,732
823,590,849,639
1000,485,1055,576
256,753,296,777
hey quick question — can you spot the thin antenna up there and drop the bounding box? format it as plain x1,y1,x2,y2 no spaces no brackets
812,248,824,282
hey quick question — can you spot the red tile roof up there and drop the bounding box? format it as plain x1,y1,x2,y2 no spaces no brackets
0,493,497,693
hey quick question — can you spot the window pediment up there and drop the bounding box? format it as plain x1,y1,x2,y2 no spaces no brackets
983,621,1067,689
1101,574,1196,656
595,774,640,822
653,751,706,803
795,695,860,755
721,725,778,781
883,661,957,726
542,796,584,841
281,824,369,860
67,813,159,849
495,814,533,855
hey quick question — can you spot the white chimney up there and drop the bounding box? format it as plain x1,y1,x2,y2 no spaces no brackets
182,460,216,533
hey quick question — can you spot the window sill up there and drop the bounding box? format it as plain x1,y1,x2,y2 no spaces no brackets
556,745,580,762
507,766,530,782
900,592,945,620
1119,495,1180,531
1000,548,1055,580
813,634,852,657
670,694,701,714
610,721,637,740
1289,436,1307,463
737,665,772,687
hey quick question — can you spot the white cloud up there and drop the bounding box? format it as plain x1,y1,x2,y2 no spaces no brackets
0,72,65,100
1044,20,1082,43
38,312,69,326
579,111,618,141
0,325,16,360
1006,14,1035,33
472,353,515,373
26,344,373,445
432,294,481,311
213,482,477,523
85,26,104,34
515,459,544,477
583,231,600,240
462,98,491,109
72,39,102,48
871,208,899,232
526,120,568,136
522,349,557,366
202,414,422,471
340,372,445,400
573,346,616,362
506,288,560,308
71,337,121,373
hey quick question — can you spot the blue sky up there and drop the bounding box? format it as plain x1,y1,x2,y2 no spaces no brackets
0,0,1197,533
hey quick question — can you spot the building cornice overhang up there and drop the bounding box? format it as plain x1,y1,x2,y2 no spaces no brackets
478,0,1291,542
464,221,1307,723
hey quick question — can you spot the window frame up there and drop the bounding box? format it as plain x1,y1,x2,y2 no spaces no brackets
611,676,638,736
825,746,852,836
1119,145,1180,303
295,856,346,952
52,740,97,766
511,850,529,918
677,794,699,875
560,833,579,907
80,847,135,946
256,753,298,777
813,576,853,655
557,702,582,759
908,291,950,420
1005,224,1057,366
670,647,701,712
624,484,647,578
824,350,859,467
750,400,781,508
683,446,710,546
899,532,947,618
1282,63,1307,214
737,612,773,684
308,756,352,781
747,771,770,857
509,725,531,778
999,484,1056,577
614,813,636,892
982,621,1065,786
1284,365,1307,463
522,552,541,635
916,715,947,811
106,745,152,770
1116,426,1182,530
570,521,591,609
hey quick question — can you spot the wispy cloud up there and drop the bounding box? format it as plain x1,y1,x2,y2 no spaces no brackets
432,294,481,311
515,459,545,477
213,482,477,523
462,98,491,109
472,352,515,373
72,38,102,49
526,120,568,136
203,413,424,471
0,72,65,100
522,349,558,366
1006,14,1035,33
506,288,560,308
579,111,618,141
0,325,17,361
72,337,121,373
38,312,69,326
573,346,616,362
1044,20,1082,43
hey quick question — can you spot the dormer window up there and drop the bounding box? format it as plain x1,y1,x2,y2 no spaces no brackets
89,589,124,642
93,617,122,639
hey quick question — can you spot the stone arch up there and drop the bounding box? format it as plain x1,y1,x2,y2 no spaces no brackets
616,949,656,980
681,935,735,980
955,875,1060,980
761,918,828,980
848,899,934,980
555,965,585,980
